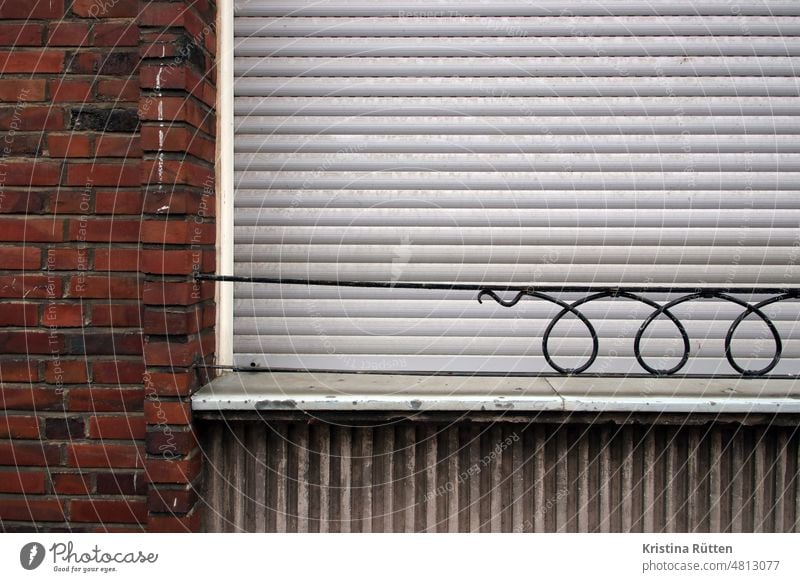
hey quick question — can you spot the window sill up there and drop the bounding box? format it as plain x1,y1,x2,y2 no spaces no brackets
191,372,800,414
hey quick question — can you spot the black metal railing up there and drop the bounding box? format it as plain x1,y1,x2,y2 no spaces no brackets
195,274,800,378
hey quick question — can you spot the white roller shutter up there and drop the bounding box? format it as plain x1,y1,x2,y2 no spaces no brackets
232,0,800,375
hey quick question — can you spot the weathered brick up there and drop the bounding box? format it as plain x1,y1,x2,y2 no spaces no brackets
67,443,144,469
88,414,146,439
96,472,147,495
68,387,144,412
94,248,140,271
0,359,39,382
47,22,90,46
70,107,139,132
73,0,139,18
0,79,46,101
0,471,46,494
42,303,85,327
90,303,142,327
45,360,89,384
0,442,61,466
0,1,64,19
92,361,145,384
53,473,92,495
145,400,191,426
0,50,64,73
48,134,91,158
0,275,62,299
93,22,138,46
0,24,44,47
44,417,85,439
148,487,197,514
0,416,40,439
0,498,65,522
0,387,62,411
49,79,93,102
0,303,39,327
66,163,140,187
66,275,140,299
71,499,147,524
145,453,201,484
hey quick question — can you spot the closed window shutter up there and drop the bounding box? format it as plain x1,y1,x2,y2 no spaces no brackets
232,0,800,374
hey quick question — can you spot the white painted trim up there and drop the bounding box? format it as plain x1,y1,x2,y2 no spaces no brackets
192,372,800,413
215,0,234,367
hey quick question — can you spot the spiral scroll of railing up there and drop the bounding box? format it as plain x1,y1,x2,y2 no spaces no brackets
196,274,800,378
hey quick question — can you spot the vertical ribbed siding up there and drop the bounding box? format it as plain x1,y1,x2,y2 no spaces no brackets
200,419,800,532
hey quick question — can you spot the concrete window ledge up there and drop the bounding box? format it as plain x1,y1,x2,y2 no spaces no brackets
191,372,800,414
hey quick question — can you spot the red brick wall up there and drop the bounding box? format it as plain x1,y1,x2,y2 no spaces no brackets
0,0,216,532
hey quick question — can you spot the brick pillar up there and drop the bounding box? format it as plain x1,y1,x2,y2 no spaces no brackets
138,1,217,532
0,0,147,531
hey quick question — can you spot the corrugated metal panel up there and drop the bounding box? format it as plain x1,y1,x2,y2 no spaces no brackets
232,1,800,374
200,418,800,532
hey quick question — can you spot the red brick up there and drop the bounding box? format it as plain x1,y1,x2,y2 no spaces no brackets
66,331,143,356
0,247,41,270
88,414,146,439
144,338,198,367
0,359,39,382
97,79,138,102
0,302,39,326
45,248,88,270
148,487,197,513
92,361,145,384
93,22,138,46
94,248,140,271
0,330,64,353
49,79,93,102
0,191,44,213
0,387,63,411
141,249,210,276
68,387,144,413
0,1,64,19
0,471,46,494
53,473,92,495
0,275,62,299
95,134,141,157
144,306,207,335
48,134,91,158
145,371,195,397
0,219,64,242
143,189,214,216
66,163,139,187
145,453,201,484
138,2,186,27
0,23,44,47
0,415,40,439
69,50,137,76
139,96,214,135
145,400,191,426
2,162,61,186
0,442,61,466
143,280,212,306
45,360,89,384
91,303,142,326
96,472,146,495
141,159,213,189
73,0,139,18
45,191,92,215
0,105,63,130
95,190,144,214
148,510,201,532
0,50,64,73
67,219,140,243
0,79,46,102
141,125,215,162
42,303,85,327
71,499,147,524
67,275,140,299
0,498,65,522
47,22,90,46
146,428,197,456
140,221,214,245
67,443,144,469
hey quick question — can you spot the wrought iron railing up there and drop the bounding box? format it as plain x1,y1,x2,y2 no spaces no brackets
195,274,800,379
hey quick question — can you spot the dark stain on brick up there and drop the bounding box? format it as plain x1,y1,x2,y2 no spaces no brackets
70,108,139,132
